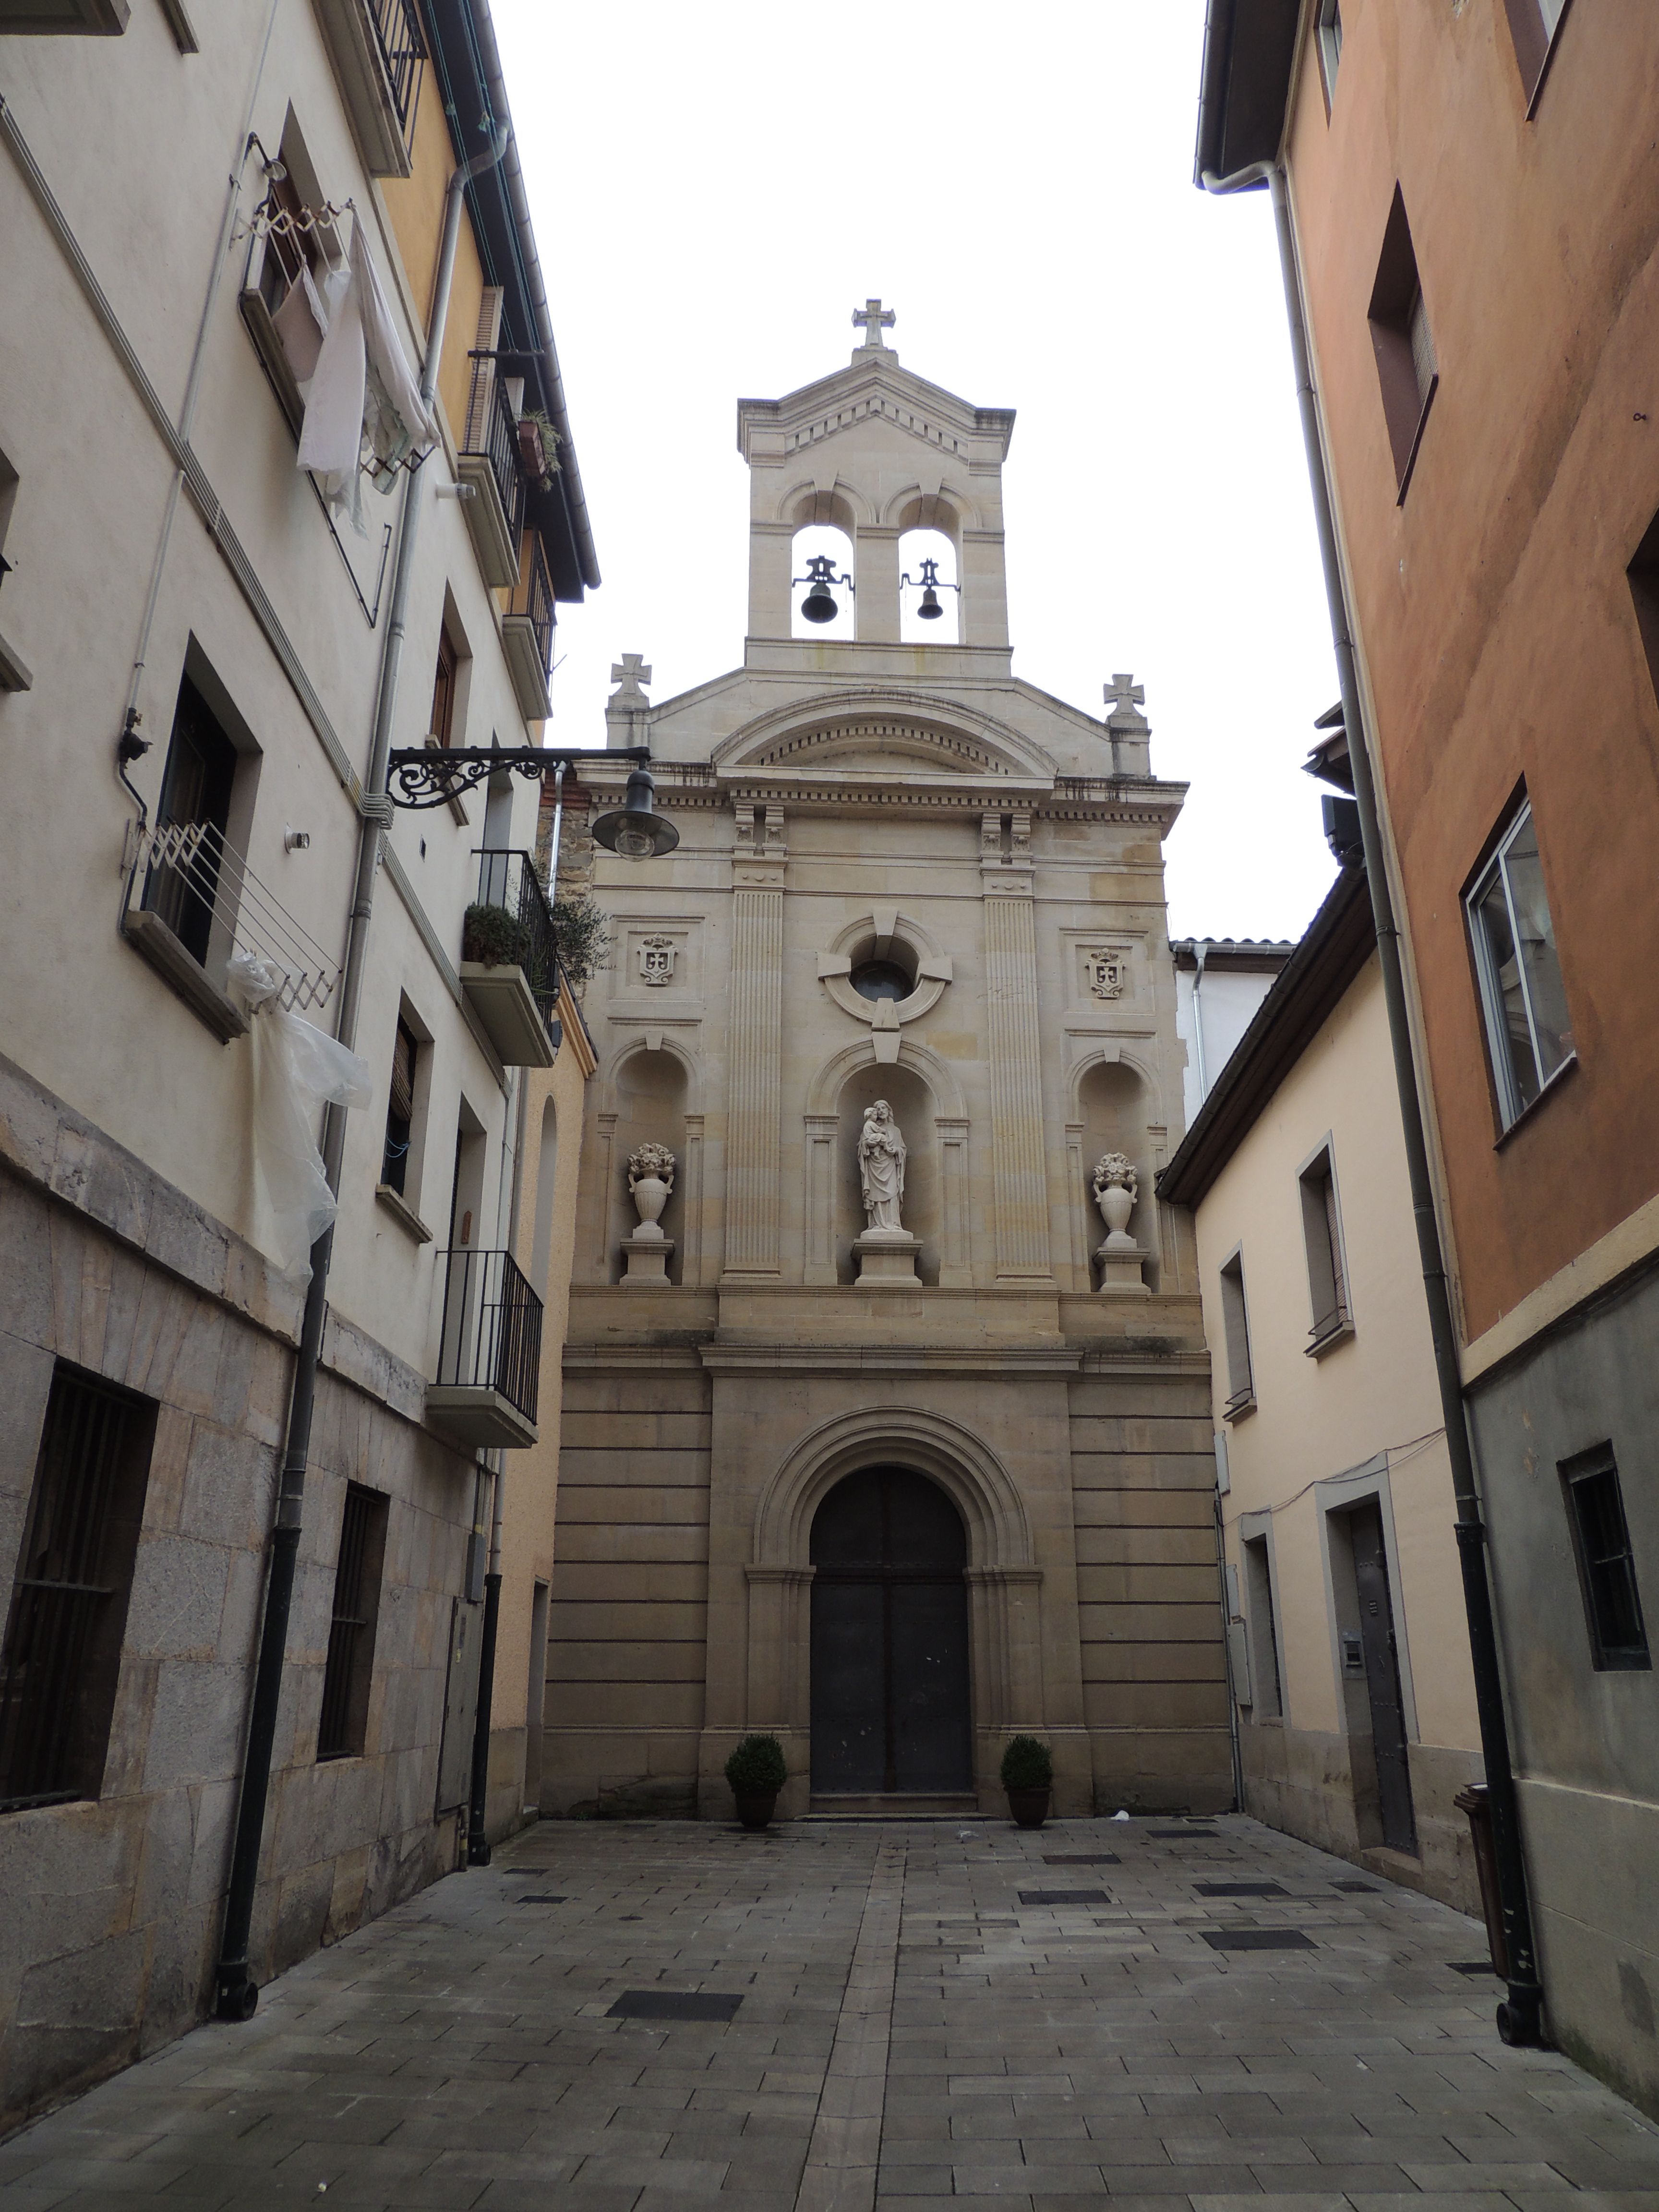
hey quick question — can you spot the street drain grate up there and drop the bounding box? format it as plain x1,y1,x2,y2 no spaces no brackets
1449,1960,1499,1975
1201,1928,1315,1951
1148,1827,1218,1839
607,1990,745,2022
1194,1882,1288,1898
1018,1888,1112,1906
1332,1880,1378,1892
1043,1853,1120,1866
516,1894,567,1905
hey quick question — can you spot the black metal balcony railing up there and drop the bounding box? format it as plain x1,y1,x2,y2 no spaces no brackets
462,358,527,544
465,849,562,1045
508,533,555,682
435,1248,543,1427
368,0,425,133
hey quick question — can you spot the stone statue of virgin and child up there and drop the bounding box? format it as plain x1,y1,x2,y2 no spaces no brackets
857,1100,906,1235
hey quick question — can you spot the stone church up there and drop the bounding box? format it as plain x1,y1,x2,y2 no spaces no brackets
547,309,1228,1820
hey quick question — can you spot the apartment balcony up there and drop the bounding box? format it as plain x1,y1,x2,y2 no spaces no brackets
502,535,555,723
312,0,425,178
459,849,562,1069
457,360,528,589
425,1247,542,1450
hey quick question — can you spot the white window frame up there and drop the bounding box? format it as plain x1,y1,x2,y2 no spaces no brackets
1297,1136,1355,1355
1466,800,1573,1130
1217,1246,1255,1421
1317,0,1343,104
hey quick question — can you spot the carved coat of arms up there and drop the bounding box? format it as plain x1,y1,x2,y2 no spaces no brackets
1082,946,1128,1001
638,935,676,987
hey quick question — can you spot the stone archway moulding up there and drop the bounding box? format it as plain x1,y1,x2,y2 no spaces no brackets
710,689,1058,782
599,1031,704,1120
752,1404,1033,1571
805,1033,967,1120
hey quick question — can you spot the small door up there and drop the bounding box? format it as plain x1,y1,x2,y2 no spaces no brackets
1349,1501,1416,1853
434,1596,482,1816
809,1467,972,1794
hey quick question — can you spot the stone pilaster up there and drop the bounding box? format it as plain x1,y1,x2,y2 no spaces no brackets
982,810,1053,1282
723,804,786,1280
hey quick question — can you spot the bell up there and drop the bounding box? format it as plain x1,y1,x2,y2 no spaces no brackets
800,578,838,624
917,585,943,620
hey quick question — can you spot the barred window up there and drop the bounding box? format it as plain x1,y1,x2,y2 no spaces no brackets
317,1484,388,1761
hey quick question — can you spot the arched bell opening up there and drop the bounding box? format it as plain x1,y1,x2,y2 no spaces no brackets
899,526,960,644
808,1466,973,1797
611,1046,687,1284
1078,1058,1158,1291
835,1060,938,1284
791,523,855,639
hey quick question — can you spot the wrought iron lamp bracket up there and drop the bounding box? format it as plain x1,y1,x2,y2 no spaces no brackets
385,745,648,812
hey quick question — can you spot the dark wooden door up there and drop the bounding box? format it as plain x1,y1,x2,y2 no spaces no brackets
1350,1501,1416,1853
809,1467,972,1794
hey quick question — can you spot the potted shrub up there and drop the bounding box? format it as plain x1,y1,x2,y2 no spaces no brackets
725,1734,787,1830
1000,1735,1054,1829
462,902,532,971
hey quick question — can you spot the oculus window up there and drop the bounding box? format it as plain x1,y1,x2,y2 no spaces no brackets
1466,800,1573,1130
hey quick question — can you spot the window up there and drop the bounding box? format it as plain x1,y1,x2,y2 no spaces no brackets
317,1484,388,1760
1466,800,1574,1129
1241,1532,1283,1718
1298,1142,1352,1351
0,442,26,694
150,675,238,967
1368,188,1438,502
0,1366,155,1812
1561,1448,1649,1671
0,0,129,30
1317,0,1343,105
1218,1249,1255,1418
1627,510,1659,716
430,626,459,746
1501,0,1575,113
382,1016,420,1196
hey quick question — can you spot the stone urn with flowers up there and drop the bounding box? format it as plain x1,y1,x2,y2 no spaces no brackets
622,1142,676,1285
1092,1151,1148,1295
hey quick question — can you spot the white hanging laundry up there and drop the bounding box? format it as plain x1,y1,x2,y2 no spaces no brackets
229,953,373,1283
296,222,435,530
270,261,330,385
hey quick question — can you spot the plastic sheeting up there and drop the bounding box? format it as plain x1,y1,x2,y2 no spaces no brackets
295,221,435,532
230,953,373,1283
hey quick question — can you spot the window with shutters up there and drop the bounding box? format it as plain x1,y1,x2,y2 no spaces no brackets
1368,188,1438,503
317,1484,388,1761
0,1366,156,1813
1218,1248,1255,1419
1298,1141,1354,1354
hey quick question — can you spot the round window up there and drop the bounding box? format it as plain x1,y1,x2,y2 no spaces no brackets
850,960,914,1003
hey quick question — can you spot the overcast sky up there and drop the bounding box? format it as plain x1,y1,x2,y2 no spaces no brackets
494,0,1339,946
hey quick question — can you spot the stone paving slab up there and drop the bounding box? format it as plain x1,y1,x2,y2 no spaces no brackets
3,1815,1659,2211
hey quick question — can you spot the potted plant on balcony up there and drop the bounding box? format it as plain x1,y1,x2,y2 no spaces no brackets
1000,1735,1054,1829
462,902,532,972
725,1734,787,1830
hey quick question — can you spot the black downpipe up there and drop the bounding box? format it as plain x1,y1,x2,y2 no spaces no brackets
466,1551,502,1867
1202,156,1545,2048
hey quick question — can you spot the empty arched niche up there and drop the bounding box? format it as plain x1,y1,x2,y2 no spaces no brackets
791,519,856,640
837,1062,938,1285
899,527,959,645
1078,1058,1158,1289
529,1096,560,1299
611,1047,688,1283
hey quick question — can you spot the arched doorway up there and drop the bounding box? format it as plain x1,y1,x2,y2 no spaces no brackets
809,1467,972,1795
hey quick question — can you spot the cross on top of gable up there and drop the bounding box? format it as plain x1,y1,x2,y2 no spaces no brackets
853,298,895,350
610,654,652,703
1104,673,1145,717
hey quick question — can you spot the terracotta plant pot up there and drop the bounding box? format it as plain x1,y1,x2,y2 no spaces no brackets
1007,1786,1050,1830
735,1789,778,1831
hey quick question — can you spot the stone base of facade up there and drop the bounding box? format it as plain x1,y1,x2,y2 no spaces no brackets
1238,1717,1483,1916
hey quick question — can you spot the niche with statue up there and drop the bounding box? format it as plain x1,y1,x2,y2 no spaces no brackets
1078,1058,1157,1295
611,1046,686,1285
836,1061,938,1287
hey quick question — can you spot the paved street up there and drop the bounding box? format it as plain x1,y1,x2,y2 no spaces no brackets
3,1814,1658,2212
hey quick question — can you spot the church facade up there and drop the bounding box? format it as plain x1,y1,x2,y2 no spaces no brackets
546,315,1229,1819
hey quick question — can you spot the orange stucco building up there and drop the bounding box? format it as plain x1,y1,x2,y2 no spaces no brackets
1198,0,1659,2109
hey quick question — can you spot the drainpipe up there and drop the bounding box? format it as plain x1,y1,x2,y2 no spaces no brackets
466,1454,505,1865
1190,941,1211,1102
1199,157,1544,2047
214,120,511,2024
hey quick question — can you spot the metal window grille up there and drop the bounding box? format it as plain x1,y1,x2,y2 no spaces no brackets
435,1249,544,1427
318,1485,386,1760
509,534,555,683
368,0,425,135
0,1369,153,1813
1562,1451,1650,1671
461,356,528,545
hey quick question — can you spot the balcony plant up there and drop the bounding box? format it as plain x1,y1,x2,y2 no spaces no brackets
462,902,532,972
725,1733,787,1831
1000,1735,1053,1830
548,893,611,991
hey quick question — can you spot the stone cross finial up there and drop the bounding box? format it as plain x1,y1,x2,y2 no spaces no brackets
853,298,895,349
609,654,652,703
1104,673,1145,719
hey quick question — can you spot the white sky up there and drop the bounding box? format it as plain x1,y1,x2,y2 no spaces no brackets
494,0,1339,945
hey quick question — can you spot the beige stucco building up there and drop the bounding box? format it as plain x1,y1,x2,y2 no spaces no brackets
545,318,1230,1824
1161,862,1483,1911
